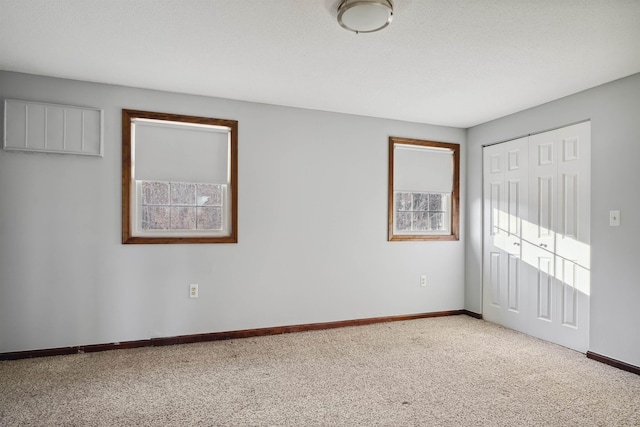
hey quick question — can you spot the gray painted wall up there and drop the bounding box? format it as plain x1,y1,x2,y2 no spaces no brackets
0,71,466,353
466,73,640,367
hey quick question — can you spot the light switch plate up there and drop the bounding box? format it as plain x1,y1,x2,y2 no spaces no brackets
609,210,621,227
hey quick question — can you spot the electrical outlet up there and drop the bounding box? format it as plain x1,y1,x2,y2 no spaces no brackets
420,275,427,287
189,284,199,298
609,210,621,227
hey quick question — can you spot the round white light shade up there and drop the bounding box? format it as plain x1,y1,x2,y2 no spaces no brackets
337,0,393,33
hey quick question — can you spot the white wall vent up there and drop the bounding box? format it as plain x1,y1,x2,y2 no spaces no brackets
3,99,103,156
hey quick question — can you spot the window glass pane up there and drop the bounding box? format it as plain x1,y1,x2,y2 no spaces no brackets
142,181,169,205
197,184,222,206
142,206,170,230
197,207,223,230
137,180,226,234
170,182,196,206
414,211,430,231
413,193,430,211
396,212,412,231
429,193,444,211
394,191,449,233
170,206,196,229
396,192,412,211
430,212,444,231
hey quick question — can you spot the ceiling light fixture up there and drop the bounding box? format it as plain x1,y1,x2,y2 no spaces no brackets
337,0,393,34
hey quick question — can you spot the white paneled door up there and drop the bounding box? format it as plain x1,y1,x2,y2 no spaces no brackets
483,137,529,334
483,122,590,352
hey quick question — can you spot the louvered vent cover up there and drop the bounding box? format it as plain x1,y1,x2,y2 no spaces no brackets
3,99,103,156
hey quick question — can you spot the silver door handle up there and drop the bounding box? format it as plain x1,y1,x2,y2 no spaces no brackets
539,243,547,248
513,242,520,246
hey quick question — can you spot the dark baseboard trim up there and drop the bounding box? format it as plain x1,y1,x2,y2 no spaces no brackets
1,309,474,361
460,309,482,319
0,340,153,361
587,351,640,376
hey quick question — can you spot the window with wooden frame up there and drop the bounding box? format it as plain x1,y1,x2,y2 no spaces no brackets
388,137,460,241
122,110,238,244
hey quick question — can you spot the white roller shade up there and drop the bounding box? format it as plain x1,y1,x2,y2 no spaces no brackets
394,144,453,193
133,120,230,184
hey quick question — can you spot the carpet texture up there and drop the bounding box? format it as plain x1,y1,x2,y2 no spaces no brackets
1,315,639,426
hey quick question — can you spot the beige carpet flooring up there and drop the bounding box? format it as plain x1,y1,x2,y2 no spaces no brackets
1,315,639,426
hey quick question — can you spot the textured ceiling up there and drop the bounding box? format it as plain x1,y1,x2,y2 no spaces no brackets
1,0,640,127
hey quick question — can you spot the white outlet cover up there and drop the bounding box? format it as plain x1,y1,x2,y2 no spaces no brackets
190,284,199,298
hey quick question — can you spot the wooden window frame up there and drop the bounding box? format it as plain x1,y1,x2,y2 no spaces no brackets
122,109,238,244
388,137,460,241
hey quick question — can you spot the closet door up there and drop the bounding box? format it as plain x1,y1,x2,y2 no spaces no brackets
482,137,528,333
524,128,558,344
554,122,590,352
524,122,590,352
